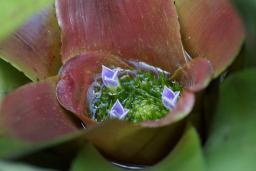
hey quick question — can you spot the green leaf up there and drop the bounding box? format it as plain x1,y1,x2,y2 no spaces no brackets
0,0,53,40
0,136,30,158
232,0,256,66
0,130,85,160
148,126,205,171
0,59,29,99
0,76,85,160
0,160,56,171
71,143,123,171
205,69,256,171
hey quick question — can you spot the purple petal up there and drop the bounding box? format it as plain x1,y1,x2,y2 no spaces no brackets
102,65,115,78
111,100,124,115
162,86,175,99
162,86,180,110
103,77,119,88
110,100,129,119
162,97,174,109
102,65,119,88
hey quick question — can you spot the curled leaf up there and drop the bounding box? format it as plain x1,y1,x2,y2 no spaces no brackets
56,55,213,165
172,58,213,92
72,126,205,171
85,119,186,165
56,52,129,123
175,0,245,77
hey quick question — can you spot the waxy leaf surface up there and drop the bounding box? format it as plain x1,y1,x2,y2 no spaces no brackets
55,52,205,165
172,58,213,92
0,7,61,81
56,0,186,72
0,77,79,142
84,119,186,165
56,54,215,165
55,2,213,156
205,69,256,171
56,52,129,122
175,0,244,76
71,126,205,171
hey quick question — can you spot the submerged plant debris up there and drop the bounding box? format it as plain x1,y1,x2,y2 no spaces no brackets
88,69,182,123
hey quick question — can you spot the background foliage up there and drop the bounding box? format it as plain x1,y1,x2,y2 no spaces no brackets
0,0,53,39
0,0,256,170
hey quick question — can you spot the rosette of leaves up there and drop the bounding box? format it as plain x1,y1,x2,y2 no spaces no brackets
0,0,247,170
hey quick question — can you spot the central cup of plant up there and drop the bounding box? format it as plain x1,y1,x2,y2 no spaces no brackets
87,64,182,123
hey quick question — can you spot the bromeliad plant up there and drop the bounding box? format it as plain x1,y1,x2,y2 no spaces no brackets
0,0,244,169
90,65,182,122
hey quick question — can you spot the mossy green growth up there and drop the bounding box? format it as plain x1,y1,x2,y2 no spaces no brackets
89,70,182,123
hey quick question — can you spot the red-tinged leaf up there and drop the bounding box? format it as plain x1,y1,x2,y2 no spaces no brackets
56,53,197,165
0,77,80,142
172,58,213,92
56,0,186,73
56,52,129,123
83,90,194,164
85,119,186,165
175,0,245,77
72,126,205,171
0,6,61,81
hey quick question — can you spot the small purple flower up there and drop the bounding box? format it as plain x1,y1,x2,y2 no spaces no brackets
102,65,119,88
109,100,129,120
162,86,180,110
